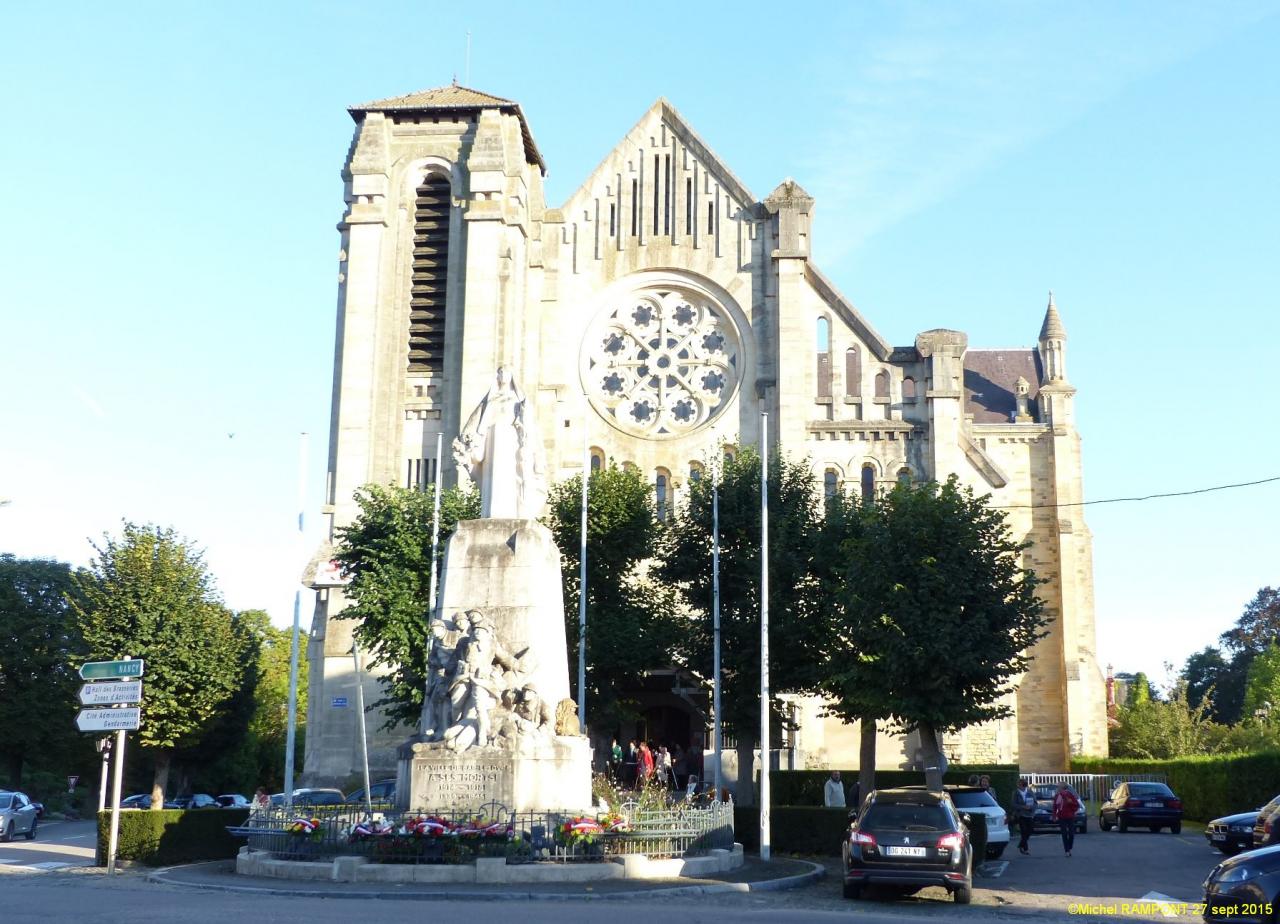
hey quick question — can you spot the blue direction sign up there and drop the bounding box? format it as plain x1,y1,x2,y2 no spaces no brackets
79,660,145,680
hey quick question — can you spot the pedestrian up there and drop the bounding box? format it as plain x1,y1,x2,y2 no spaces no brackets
823,770,846,808
638,741,655,783
252,786,271,814
610,738,623,783
673,745,688,791
979,774,992,794
967,773,980,786
1012,778,1037,855
625,740,639,788
1052,783,1080,856
656,745,674,788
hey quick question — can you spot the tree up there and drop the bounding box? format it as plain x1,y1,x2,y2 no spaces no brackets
1183,647,1230,715
1242,644,1280,721
335,484,479,730
659,449,824,804
544,464,685,732
70,523,249,808
1129,672,1153,706
0,555,86,787
820,477,1048,791
1109,680,1221,758
1221,587,1280,655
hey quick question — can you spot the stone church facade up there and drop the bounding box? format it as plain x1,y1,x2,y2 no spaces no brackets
303,85,1109,786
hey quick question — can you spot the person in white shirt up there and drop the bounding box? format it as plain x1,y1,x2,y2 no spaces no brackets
824,770,847,807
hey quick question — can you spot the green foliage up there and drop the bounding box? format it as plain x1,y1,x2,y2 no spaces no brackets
1072,752,1280,822
0,555,90,788
1221,587,1280,655
1183,646,1241,723
335,483,479,730
97,807,249,865
69,523,250,801
1128,672,1153,706
768,766,1020,812
1110,679,1220,758
659,448,823,745
544,464,685,729
1243,644,1280,719
733,806,850,855
817,477,1047,749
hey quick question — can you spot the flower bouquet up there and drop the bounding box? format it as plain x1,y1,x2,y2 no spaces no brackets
347,820,394,844
287,817,324,840
557,816,604,853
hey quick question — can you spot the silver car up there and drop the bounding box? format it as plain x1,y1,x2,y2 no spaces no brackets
0,791,39,841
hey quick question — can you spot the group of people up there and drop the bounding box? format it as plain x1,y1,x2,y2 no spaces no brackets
1011,778,1081,857
609,739,701,790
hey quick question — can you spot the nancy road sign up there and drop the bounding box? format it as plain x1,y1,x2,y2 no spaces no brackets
78,679,143,705
79,660,145,681
75,707,141,733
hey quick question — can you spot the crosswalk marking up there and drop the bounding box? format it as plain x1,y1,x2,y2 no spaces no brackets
28,861,72,870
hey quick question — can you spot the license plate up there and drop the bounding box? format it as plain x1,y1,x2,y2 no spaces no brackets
1211,834,1227,841
884,846,927,857
1145,802,1162,808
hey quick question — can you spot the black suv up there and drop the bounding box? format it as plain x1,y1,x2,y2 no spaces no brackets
842,787,974,904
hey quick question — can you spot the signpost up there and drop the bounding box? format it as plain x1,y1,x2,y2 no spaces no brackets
79,659,145,680
74,657,144,876
79,680,143,705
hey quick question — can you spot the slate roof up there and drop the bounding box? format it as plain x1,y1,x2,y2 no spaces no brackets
964,349,1043,423
348,85,546,174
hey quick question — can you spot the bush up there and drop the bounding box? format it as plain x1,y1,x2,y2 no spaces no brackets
1072,752,1280,822
96,808,250,866
771,764,1020,811
735,806,850,855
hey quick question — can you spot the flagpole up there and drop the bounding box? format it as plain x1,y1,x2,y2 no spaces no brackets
759,412,771,861
284,431,307,811
712,473,722,801
427,432,444,617
578,402,589,733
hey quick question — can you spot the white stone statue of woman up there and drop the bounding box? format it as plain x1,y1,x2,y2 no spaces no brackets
452,367,547,518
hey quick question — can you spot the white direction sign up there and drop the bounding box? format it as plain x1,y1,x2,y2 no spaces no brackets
79,680,143,705
76,707,141,732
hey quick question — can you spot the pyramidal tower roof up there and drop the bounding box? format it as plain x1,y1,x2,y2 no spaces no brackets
1040,291,1067,340
348,83,545,174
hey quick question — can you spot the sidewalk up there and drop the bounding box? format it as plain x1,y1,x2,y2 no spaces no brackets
150,855,825,900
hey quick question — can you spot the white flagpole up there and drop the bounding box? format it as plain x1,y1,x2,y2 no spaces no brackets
759,412,771,861
578,405,589,732
352,640,373,816
427,432,444,617
712,474,722,801
284,431,308,811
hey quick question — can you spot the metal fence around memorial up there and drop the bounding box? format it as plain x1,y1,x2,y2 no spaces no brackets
230,800,735,865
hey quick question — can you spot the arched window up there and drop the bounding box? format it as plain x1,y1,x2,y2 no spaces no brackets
845,347,861,397
902,377,916,401
655,469,670,521
590,447,605,473
824,468,838,501
861,464,876,503
409,174,451,374
722,446,736,466
622,461,638,474
897,467,912,485
874,370,890,399
689,462,704,483
816,318,832,398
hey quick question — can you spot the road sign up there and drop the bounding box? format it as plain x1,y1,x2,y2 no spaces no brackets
79,660,145,680
331,697,348,708
76,707,141,732
79,679,143,705
67,776,79,791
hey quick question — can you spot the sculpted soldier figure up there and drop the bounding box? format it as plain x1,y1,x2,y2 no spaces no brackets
418,620,456,740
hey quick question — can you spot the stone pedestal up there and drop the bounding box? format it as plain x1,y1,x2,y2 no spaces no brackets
397,735,591,812
397,517,590,813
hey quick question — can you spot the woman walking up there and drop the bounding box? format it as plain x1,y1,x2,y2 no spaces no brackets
1052,783,1081,857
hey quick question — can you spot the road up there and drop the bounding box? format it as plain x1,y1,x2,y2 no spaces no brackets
0,822,1232,922
0,818,96,872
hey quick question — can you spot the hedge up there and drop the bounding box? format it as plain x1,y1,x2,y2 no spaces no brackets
96,808,250,866
1072,752,1280,823
734,803,990,857
771,764,1020,811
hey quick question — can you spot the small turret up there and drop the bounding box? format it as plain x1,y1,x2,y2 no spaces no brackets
1038,291,1068,383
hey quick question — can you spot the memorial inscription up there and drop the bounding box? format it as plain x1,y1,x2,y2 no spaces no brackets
414,758,510,807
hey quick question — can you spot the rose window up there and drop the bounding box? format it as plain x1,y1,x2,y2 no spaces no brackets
582,287,741,439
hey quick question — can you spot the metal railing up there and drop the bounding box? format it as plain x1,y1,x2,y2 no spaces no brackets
229,800,734,865
1024,772,1167,804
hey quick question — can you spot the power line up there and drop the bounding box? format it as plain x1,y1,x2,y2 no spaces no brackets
994,475,1280,510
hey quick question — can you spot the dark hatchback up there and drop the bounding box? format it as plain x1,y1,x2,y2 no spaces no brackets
1203,843,1280,922
1100,781,1183,833
842,787,973,904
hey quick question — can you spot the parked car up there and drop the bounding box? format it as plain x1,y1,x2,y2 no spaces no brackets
0,791,39,842
31,801,44,819
346,779,396,805
119,794,180,810
216,794,250,808
271,788,345,808
1032,784,1087,834
1206,797,1280,855
842,787,973,904
902,785,1010,858
170,793,218,810
1099,781,1183,833
1252,796,1280,849
1203,842,1280,921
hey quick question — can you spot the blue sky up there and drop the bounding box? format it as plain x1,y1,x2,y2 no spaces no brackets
1,1,1277,685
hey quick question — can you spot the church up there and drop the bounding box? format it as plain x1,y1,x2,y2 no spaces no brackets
302,85,1109,788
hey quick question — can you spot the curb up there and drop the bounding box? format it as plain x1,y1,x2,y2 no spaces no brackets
148,858,826,901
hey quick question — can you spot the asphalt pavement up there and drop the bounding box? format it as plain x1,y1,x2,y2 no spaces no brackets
0,818,97,872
